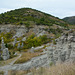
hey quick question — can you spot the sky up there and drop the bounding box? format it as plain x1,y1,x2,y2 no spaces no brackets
0,0,75,18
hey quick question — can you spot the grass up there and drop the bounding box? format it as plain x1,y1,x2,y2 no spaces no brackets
68,25,75,29
31,62,75,75
8,70,31,75
14,52,40,64
8,62,75,75
0,55,18,66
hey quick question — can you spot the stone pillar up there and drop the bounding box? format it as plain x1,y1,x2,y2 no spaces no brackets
64,38,67,44
30,47,34,53
1,37,6,51
58,49,62,63
2,48,10,60
21,42,24,48
0,53,1,60
61,51,66,62
17,43,20,49
53,50,58,63
46,46,54,66
43,49,46,53
13,37,17,47
70,45,75,60
66,44,71,59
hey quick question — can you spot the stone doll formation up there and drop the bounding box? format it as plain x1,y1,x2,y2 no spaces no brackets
0,36,24,61
13,37,24,49
46,32,75,65
0,37,10,60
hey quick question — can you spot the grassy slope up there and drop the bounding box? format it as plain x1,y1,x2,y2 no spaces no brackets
63,16,75,25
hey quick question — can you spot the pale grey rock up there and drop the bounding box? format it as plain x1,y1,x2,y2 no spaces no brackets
30,47,34,53
37,31,46,37
17,43,20,49
22,37,26,41
43,49,46,53
13,37,17,47
2,48,10,60
34,45,44,50
14,53,17,56
53,50,58,61
46,46,55,64
0,53,1,60
1,37,5,51
21,42,24,48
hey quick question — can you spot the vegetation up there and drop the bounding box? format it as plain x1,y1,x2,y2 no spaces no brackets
22,34,50,49
0,8,68,27
47,27,63,34
0,32,51,51
30,63,75,75
0,71,4,75
0,32,13,43
63,16,75,25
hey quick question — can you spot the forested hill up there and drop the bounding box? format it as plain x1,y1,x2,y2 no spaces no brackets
63,16,75,25
0,8,68,27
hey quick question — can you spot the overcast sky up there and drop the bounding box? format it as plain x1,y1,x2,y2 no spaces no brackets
0,0,75,18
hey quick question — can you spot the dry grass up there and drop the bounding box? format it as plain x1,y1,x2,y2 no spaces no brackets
68,25,75,29
14,52,40,64
8,62,75,75
0,55,18,66
31,62,75,75
8,70,30,75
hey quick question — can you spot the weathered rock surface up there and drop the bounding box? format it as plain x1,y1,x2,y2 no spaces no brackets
2,48,10,60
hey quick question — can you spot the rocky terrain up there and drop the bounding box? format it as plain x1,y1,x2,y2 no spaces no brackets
0,8,75,75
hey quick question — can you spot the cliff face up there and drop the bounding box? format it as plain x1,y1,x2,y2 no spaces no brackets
0,24,67,39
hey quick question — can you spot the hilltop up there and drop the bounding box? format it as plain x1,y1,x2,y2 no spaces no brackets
0,8,68,27
63,16,75,25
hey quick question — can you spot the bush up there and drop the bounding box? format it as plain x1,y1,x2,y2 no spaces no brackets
23,35,49,49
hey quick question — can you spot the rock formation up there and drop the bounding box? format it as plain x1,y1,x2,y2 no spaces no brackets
17,43,20,49
46,32,75,65
30,47,34,53
21,42,24,48
1,37,10,60
1,37,5,51
13,36,17,47
2,48,10,60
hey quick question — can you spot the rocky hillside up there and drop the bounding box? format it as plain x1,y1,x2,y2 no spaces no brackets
0,8,68,27
63,16,75,25
0,8,70,52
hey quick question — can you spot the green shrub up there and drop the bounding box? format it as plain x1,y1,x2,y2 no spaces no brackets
22,34,50,49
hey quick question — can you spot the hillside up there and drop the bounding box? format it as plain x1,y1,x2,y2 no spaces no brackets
0,8,70,53
0,8,68,27
0,8,75,75
63,16,75,25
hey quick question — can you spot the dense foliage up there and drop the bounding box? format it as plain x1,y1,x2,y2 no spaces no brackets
0,8,68,27
0,32,13,43
0,32,51,51
23,34,50,49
